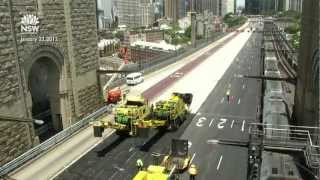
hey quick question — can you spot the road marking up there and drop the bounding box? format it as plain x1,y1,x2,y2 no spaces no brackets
237,98,241,104
190,153,196,164
220,97,224,103
216,155,223,170
129,146,135,152
231,120,235,128
113,164,125,171
109,172,118,180
242,84,246,89
217,118,227,129
207,139,219,144
241,120,246,132
196,117,207,127
209,118,215,127
125,152,137,164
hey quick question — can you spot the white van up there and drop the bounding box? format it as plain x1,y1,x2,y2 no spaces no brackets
126,72,144,85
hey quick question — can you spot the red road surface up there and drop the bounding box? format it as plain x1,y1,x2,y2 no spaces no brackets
142,32,241,100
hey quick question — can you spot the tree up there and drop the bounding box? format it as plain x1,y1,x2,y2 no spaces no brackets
184,25,191,38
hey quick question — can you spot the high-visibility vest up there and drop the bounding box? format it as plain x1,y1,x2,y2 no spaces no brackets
188,166,198,175
226,90,230,96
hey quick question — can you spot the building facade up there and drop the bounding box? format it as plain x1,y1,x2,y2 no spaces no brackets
0,0,102,166
179,0,187,18
192,0,219,15
245,0,261,14
164,0,179,22
97,0,115,29
141,2,155,27
289,0,303,12
261,0,292,13
153,0,165,20
219,0,235,16
115,0,155,27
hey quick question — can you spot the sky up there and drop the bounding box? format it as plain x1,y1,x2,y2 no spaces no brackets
237,0,245,7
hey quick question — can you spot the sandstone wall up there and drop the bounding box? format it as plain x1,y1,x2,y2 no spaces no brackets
0,0,102,166
0,0,37,166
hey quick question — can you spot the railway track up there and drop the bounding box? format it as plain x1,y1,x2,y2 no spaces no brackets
270,28,297,80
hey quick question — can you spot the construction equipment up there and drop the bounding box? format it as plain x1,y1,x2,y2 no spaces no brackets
133,165,170,180
106,87,122,104
93,92,193,137
133,139,191,180
161,139,190,172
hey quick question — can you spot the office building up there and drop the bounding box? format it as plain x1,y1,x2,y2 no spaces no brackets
115,0,155,27
165,0,179,22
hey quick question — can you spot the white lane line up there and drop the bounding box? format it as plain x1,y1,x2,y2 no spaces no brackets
125,152,137,164
220,97,224,103
109,171,118,180
241,120,246,132
237,98,241,104
216,155,223,170
209,118,215,127
189,153,196,165
231,120,235,128
207,139,219,144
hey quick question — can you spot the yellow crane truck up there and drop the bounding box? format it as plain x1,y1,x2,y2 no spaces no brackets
92,92,193,137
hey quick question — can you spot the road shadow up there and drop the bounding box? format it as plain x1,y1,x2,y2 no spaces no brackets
96,136,126,157
139,130,166,152
139,113,196,152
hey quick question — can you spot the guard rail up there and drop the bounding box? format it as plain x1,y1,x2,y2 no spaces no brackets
0,105,111,176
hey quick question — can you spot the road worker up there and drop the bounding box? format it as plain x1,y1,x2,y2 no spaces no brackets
226,89,231,103
136,158,143,171
188,164,198,180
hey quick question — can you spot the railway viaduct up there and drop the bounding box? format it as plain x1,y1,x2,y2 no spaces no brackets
0,0,102,165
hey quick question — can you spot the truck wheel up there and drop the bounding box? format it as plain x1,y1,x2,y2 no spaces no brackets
177,117,182,126
170,119,179,130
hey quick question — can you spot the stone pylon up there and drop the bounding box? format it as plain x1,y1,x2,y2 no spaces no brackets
0,0,103,166
293,0,319,130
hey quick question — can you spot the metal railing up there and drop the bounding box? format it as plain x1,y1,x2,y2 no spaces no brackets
0,105,111,176
248,123,320,169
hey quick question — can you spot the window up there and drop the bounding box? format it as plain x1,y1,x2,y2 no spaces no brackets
288,170,294,176
271,168,278,174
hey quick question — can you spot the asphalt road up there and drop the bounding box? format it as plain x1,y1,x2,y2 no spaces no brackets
55,28,261,180
179,31,263,180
